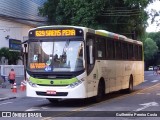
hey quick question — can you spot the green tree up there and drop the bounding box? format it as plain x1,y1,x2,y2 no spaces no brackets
0,47,22,65
147,32,160,50
39,0,155,40
144,38,158,61
146,32,160,66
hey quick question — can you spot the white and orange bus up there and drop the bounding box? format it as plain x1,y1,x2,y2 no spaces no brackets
26,25,144,102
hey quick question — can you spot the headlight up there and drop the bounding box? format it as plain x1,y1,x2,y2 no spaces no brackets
68,78,84,88
27,78,37,88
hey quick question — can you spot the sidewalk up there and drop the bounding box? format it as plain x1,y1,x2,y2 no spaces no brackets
0,82,26,101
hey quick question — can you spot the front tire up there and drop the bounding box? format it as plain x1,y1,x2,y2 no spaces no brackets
126,76,133,93
95,80,105,102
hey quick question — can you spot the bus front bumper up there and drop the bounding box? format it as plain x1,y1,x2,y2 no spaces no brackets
26,82,87,99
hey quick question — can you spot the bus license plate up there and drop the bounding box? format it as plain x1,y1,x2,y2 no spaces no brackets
46,90,56,95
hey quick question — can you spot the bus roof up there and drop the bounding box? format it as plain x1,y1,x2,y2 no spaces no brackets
95,30,142,45
28,25,142,45
29,25,95,33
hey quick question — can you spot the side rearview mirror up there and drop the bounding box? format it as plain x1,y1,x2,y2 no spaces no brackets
89,45,93,64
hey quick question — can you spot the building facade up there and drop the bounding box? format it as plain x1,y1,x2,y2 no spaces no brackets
0,0,47,48
0,0,47,65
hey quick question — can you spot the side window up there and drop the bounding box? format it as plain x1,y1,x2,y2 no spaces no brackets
134,45,139,60
128,44,133,60
107,39,115,59
139,46,142,60
115,41,122,60
96,37,106,59
122,42,128,60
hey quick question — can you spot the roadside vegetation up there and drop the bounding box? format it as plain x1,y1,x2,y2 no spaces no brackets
0,47,22,65
39,0,159,70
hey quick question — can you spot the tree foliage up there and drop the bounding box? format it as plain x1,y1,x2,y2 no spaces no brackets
144,38,158,61
147,32,160,50
144,32,160,66
39,0,155,40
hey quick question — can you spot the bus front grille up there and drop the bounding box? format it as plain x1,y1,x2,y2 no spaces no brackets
36,91,68,96
37,84,68,87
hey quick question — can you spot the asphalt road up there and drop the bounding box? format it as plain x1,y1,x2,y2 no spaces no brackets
0,71,160,120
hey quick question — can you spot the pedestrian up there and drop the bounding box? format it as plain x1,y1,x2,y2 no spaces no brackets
157,66,160,75
8,68,16,89
153,66,158,75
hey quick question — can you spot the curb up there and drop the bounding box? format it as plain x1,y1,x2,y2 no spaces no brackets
0,97,17,101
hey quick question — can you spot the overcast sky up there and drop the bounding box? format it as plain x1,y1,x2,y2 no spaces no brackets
146,0,160,32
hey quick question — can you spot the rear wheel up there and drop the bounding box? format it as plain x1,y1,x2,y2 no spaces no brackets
95,80,105,102
126,76,133,93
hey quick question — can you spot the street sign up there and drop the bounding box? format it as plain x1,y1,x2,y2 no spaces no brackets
9,39,22,52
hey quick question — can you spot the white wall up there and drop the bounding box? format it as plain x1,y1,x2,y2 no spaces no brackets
0,0,47,65
0,18,33,48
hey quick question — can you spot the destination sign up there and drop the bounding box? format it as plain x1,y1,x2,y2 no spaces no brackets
29,28,84,38
35,29,76,37
30,63,46,69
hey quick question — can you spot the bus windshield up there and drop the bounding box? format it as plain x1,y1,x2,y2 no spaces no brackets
28,39,84,72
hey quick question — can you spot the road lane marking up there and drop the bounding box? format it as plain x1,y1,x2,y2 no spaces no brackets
147,74,154,76
137,93,150,95
144,80,148,82
41,107,49,110
134,102,159,111
0,102,12,106
41,117,53,120
151,80,159,82
26,106,49,111
26,107,40,111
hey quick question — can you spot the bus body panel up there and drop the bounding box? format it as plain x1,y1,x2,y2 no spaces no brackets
86,62,99,97
87,60,144,96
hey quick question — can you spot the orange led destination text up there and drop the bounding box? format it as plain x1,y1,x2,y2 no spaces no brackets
35,29,76,37
30,63,46,69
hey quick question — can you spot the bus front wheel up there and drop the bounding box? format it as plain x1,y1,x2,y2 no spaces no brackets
126,76,133,93
95,80,105,102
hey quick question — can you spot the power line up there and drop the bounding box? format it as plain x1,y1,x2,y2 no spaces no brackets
105,23,129,24
103,9,142,12
100,14,141,17
102,11,141,15
101,8,143,17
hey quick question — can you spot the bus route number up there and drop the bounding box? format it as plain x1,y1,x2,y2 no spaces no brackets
35,29,76,37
